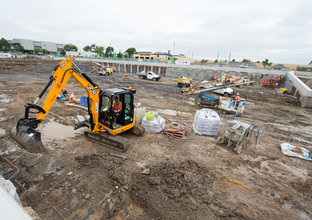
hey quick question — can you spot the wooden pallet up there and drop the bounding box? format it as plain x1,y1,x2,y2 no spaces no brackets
162,128,186,138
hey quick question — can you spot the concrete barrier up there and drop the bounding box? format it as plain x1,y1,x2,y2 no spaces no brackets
284,72,312,107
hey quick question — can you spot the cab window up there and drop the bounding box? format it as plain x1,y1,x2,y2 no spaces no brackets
100,96,111,112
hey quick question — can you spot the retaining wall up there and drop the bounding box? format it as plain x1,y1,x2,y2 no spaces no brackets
284,72,312,107
165,65,287,82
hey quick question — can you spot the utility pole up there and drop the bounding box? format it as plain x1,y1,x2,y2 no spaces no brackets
228,53,231,62
216,52,219,61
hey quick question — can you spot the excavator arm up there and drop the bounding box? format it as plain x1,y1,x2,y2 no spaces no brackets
35,58,100,127
11,58,101,153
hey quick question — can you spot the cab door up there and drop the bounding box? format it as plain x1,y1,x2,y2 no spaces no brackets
99,95,113,129
122,93,134,125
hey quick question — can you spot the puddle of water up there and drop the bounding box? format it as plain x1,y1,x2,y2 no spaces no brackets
39,120,82,140
0,94,13,103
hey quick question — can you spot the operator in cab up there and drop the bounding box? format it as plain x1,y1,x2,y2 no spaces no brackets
112,97,122,126
113,97,122,112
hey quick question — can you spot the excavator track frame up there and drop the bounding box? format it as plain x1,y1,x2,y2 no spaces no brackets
84,131,129,152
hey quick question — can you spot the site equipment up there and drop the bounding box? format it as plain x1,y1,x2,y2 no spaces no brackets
217,120,259,154
195,90,220,107
273,88,297,99
221,74,250,84
91,63,115,76
183,79,252,95
255,77,280,87
11,58,144,153
218,97,246,115
137,71,161,81
177,77,192,88
195,91,246,114
279,88,289,95
182,80,218,94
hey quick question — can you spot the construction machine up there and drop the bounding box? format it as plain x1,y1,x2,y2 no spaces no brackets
255,77,280,87
11,58,144,153
177,77,192,88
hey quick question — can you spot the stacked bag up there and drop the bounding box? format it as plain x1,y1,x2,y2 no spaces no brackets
193,108,220,136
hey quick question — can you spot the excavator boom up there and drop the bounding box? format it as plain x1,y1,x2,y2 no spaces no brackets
11,58,101,153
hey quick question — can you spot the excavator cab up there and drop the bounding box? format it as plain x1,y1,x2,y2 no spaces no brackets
99,87,136,130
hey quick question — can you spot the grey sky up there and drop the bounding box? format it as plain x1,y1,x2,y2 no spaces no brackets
1,0,311,64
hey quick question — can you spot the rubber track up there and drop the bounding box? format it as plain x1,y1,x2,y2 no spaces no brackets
84,131,129,152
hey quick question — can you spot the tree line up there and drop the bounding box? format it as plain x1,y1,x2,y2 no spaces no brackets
0,38,24,52
201,58,273,67
0,37,137,58
82,44,137,58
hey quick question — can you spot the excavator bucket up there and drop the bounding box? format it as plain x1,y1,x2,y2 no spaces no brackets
10,120,46,153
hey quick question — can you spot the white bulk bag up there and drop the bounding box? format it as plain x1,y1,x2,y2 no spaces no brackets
193,108,220,136
142,115,166,133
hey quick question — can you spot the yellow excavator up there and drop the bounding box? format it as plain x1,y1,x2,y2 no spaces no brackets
11,58,144,153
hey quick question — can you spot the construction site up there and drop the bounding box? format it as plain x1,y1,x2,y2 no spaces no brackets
0,57,312,219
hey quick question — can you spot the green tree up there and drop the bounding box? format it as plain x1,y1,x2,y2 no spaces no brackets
309,60,312,65
42,49,49,54
13,44,24,52
34,48,41,54
242,59,252,63
64,44,78,51
214,59,218,63
231,59,236,62
125,47,137,58
83,45,91,52
90,44,96,52
117,52,123,58
201,59,208,63
105,46,114,57
60,49,66,56
94,46,104,57
0,37,11,52
262,59,272,67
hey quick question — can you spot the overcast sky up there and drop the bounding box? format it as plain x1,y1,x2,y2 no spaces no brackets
1,0,311,64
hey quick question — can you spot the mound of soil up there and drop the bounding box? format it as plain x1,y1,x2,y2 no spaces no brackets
129,160,243,219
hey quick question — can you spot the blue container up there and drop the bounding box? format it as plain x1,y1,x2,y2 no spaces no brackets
80,96,88,107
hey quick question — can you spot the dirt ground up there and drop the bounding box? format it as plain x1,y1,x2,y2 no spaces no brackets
1,59,312,220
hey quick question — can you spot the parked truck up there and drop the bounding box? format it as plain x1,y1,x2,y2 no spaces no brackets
137,71,161,81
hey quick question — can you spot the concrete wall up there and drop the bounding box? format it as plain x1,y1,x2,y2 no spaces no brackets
284,72,312,107
41,41,58,52
165,65,286,82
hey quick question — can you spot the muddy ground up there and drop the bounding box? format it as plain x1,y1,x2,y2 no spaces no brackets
0,59,312,219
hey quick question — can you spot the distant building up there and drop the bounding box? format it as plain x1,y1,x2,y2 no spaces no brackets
296,66,312,72
8,39,64,54
272,64,290,70
133,51,196,63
